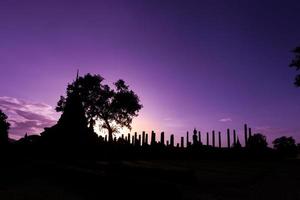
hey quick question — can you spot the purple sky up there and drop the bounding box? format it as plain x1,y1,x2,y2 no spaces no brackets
0,0,300,145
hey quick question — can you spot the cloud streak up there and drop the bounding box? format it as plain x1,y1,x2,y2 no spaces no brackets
219,118,232,122
0,96,57,139
254,126,298,137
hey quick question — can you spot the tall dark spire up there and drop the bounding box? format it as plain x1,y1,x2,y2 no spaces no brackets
76,69,79,81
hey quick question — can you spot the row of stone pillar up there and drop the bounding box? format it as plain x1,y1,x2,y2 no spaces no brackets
106,124,253,148
114,131,177,147
185,124,252,148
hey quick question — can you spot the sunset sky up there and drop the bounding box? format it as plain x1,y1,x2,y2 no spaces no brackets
0,0,300,145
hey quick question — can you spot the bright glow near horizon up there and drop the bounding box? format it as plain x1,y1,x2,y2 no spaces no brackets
0,0,300,144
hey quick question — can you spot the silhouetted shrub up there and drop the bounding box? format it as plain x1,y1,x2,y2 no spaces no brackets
247,133,268,151
0,109,10,145
273,136,298,157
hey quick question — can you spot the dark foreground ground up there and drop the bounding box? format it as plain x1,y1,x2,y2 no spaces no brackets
0,156,300,200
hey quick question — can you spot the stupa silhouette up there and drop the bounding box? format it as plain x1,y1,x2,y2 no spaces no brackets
41,72,98,145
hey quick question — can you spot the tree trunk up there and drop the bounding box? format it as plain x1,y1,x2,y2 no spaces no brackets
105,120,113,143
108,128,113,143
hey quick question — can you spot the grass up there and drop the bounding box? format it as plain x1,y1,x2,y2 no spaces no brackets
0,158,299,200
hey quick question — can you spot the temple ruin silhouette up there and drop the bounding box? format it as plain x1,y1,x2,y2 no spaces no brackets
40,72,98,145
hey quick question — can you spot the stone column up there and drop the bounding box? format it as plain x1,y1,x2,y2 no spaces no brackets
206,132,209,146
218,131,221,148
142,131,145,145
198,131,201,144
186,131,189,147
181,137,184,148
244,124,248,147
160,132,165,145
145,133,148,145
170,134,174,147
233,129,237,145
151,131,156,146
212,130,215,147
227,129,230,148
248,127,252,138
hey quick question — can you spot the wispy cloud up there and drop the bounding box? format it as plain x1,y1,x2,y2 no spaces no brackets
254,126,296,136
253,125,300,143
0,96,57,138
162,117,186,128
219,118,232,122
163,117,172,121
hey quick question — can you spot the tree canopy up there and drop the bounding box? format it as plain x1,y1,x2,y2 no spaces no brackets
273,136,297,156
247,133,268,150
56,73,142,142
56,73,104,129
289,47,300,87
0,109,10,144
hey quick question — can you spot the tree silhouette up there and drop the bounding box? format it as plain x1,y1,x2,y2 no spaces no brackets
56,73,104,131
273,136,297,156
247,133,268,150
56,73,142,142
289,46,300,87
0,109,10,144
95,79,142,142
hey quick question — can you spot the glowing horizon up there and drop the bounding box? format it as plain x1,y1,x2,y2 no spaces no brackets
0,1,300,145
